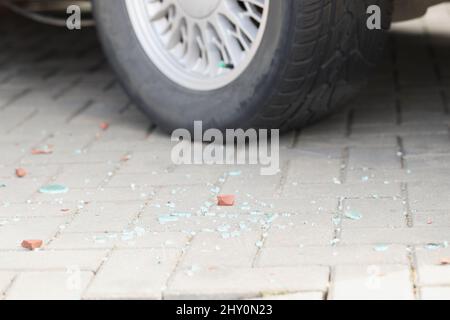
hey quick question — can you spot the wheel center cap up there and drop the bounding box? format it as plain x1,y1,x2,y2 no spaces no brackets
177,0,221,19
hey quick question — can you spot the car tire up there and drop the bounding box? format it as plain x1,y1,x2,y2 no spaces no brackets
92,0,392,133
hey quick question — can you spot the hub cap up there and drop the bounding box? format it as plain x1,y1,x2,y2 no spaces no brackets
125,0,270,91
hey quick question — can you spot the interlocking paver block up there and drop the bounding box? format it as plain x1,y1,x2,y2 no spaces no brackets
330,265,414,300
180,231,261,268
416,246,450,286
84,248,181,299
341,198,406,228
421,287,450,300
0,250,108,271
166,266,330,300
5,271,94,300
257,245,409,267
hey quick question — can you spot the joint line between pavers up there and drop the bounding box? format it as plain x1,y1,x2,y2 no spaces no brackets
52,77,82,100
400,182,414,228
81,248,114,299
162,234,195,300
396,136,406,169
65,99,95,124
0,87,32,111
331,197,345,247
395,98,402,125
5,108,39,135
345,109,354,137
338,146,349,185
324,266,334,300
406,245,419,300
1,273,18,300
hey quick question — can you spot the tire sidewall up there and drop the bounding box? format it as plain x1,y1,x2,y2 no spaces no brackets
93,0,294,132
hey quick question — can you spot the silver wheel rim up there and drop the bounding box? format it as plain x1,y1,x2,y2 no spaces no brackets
125,0,270,91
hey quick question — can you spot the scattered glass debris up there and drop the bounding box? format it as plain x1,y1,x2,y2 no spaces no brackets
158,215,179,224
344,211,363,221
330,238,340,246
185,265,201,277
171,212,192,218
332,215,342,226
121,230,135,241
228,170,242,177
166,202,176,209
39,184,69,194
374,244,390,252
425,242,448,251
210,186,220,194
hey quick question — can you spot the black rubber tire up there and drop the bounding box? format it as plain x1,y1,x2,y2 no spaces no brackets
93,0,392,133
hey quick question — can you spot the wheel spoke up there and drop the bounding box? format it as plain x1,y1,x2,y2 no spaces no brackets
126,0,269,90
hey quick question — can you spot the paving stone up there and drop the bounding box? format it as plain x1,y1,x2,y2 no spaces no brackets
341,227,450,245
341,198,406,228
32,186,156,203
64,201,145,233
251,291,324,300
330,265,414,300
421,287,450,300
84,248,181,299
413,211,450,227
257,245,409,267
165,266,330,300
47,231,189,250
408,182,450,211
285,158,341,184
0,217,68,250
281,182,401,199
180,231,261,268
0,250,108,271
5,271,94,300
348,147,401,170
263,225,333,247
0,202,78,218
416,246,450,286
403,134,450,156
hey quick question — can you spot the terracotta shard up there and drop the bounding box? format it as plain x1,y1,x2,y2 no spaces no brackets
21,239,43,250
217,194,235,206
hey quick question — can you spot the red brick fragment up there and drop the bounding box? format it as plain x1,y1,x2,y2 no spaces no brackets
99,122,110,130
21,240,43,250
15,168,27,178
217,194,235,206
31,148,52,155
